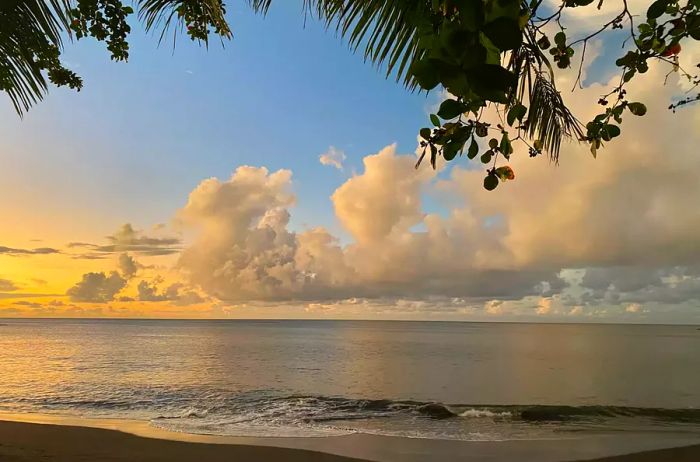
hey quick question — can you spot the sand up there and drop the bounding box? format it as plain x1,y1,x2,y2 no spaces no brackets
0,420,365,462
1,419,699,462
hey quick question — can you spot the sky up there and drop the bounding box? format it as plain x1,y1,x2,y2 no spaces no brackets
1,1,699,323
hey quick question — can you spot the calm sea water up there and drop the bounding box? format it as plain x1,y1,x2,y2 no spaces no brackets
0,319,699,441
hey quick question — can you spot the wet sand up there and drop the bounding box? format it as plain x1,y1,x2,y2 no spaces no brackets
0,419,699,462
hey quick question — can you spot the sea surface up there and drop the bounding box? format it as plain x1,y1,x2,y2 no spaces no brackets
0,319,699,442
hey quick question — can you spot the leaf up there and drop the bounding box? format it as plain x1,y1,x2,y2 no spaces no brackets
410,59,441,90
604,124,621,138
420,127,432,140
437,99,466,119
499,133,512,157
430,114,440,127
488,138,498,149
627,102,647,116
454,0,481,31
443,141,461,161
469,64,517,98
480,150,493,164
483,17,522,51
484,174,499,191
554,31,567,47
495,166,515,181
647,0,667,19
467,138,479,159
507,104,527,126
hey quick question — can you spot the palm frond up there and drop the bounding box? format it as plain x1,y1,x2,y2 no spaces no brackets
508,30,583,162
527,73,584,162
0,0,73,114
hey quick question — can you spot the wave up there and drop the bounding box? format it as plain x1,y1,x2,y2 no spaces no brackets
146,395,700,425
7,390,700,441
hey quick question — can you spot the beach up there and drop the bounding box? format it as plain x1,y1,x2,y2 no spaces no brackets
0,419,363,462
1,419,700,462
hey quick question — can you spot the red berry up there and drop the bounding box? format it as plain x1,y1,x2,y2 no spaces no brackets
662,43,682,57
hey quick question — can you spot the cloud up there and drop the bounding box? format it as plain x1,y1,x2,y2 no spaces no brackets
0,246,59,256
136,280,204,305
176,151,562,303
332,145,427,243
319,146,346,170
68,224,181,258
536,298,554,315
164,47,700,323
118,253,139,279
66,271,127,303
0,279,19,291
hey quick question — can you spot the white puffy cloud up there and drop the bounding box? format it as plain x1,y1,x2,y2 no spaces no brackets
332,144,427,244
176,148,562,304
319,146,346,170
164,46,700,321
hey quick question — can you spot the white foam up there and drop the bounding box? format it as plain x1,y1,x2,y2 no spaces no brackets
459,409,512,418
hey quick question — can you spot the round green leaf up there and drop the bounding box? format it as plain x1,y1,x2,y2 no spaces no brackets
627,102,647,116
554,31,567,47
437,99,466,119
507,104,527,126
647,0,667,19
483,17,523,51
484,174,499,191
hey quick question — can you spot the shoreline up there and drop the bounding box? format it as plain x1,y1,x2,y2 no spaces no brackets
1,413,700,461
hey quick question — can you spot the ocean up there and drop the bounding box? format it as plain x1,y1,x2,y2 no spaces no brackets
1,319,699,442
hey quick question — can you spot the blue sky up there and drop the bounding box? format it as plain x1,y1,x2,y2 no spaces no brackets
0,2,433,239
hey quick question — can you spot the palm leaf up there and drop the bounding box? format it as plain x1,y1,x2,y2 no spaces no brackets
527,73,584,162
508,30,584,162
0,0,72,114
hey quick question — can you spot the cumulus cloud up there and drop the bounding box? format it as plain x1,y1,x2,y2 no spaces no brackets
48,39,700,322
66,271,127,303
319,146,346,170
163,45,700,323
118,253,139,279
136,279,204,305
176,149,562,304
